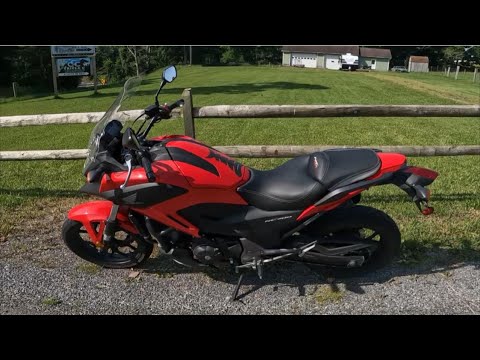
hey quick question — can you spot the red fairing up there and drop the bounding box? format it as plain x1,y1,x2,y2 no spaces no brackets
165,140,250,189
96,137,250,237
371,153,406,178
297,189,365,221
151,134,196,142
68,201,138,245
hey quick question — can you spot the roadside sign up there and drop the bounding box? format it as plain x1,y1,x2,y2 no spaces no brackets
50,46,97,97
57,57,91,77
51,46,96,57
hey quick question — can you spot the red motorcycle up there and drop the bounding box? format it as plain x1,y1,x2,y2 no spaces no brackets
63,66,438,300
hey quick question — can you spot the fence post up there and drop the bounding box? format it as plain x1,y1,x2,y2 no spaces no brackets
455,66,460,80
474,68,478,83
447,67,451,77
182,88,195,138
12,82,17,98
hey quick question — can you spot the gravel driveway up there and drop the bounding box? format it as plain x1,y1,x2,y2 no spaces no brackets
2,201,479,315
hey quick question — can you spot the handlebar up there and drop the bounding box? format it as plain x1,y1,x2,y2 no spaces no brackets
129,98,184,181
140,150,156,182
166,99,185,112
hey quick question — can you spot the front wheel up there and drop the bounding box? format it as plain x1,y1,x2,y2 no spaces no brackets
62,219,154,269
300,205,401,274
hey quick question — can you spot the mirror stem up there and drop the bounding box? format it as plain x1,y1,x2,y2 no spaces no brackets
155,80,166,106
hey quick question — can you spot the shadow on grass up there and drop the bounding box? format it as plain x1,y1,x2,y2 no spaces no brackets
142,82,329,95
363,192,479,203
41,82,330,100
0,188,82,198
139,244,480,301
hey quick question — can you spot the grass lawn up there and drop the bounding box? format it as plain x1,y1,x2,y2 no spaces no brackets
365,70,480,104
2,65,477,117
1,66,479,260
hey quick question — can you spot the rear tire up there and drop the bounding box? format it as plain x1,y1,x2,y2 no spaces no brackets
62,219,153,269
301,205,401,274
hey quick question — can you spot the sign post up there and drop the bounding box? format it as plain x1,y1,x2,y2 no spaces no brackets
51,57,59,97
50,46,96,96
12,82,18,98
91,56,97,94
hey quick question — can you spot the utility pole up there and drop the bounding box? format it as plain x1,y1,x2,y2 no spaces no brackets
189,46,192,66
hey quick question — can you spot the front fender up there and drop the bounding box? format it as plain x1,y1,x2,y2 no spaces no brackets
68,200,138,244
68,200,113,223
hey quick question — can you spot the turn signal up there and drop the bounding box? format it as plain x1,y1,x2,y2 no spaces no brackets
421,206,434,216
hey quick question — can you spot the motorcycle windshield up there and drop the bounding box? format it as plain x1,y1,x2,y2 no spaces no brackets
83,76,143,174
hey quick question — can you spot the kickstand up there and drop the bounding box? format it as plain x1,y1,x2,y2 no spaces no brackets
230,273,245,302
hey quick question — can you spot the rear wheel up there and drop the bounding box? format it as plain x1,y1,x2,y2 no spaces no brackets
62,219,153,269
300,205,401,274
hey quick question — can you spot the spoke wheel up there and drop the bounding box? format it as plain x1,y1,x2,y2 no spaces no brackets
62,219,153,269
299,205,401,274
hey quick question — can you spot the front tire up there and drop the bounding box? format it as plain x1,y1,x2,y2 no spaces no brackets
62,219,153,269
301,205,401,274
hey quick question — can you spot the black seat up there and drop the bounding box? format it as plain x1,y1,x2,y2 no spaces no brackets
308,148,380,189
238,148,381,211
238,155,326,211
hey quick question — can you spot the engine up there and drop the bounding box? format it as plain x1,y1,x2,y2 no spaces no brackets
192,238,224,265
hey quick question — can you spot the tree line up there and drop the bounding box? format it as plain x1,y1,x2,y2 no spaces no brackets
0,46,478,93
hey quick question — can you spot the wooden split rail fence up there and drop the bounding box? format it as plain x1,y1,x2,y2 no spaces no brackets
0,88,479,160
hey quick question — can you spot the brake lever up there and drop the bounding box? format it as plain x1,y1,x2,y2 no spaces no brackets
120,153,133,190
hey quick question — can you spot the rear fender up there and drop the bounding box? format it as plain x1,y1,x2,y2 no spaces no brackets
391,166,439,212
68,200,138,244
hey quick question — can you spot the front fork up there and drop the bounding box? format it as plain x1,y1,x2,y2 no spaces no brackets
102,204,120,245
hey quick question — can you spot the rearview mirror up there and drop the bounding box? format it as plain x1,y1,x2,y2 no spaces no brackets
162,65,177,83
122,127,141,150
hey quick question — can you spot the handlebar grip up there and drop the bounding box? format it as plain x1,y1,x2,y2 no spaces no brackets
167,99,185,111
141,154,156,182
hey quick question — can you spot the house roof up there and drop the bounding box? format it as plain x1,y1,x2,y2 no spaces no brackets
282,46,359,56
409,56,429,63
360,47,392,59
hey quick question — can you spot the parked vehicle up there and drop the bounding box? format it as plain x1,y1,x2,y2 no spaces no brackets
392,66,408,72
62,66,438,300
340,53,359,70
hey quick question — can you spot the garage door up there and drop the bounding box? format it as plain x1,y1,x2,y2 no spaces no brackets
325,55,340,70
291,53,317,68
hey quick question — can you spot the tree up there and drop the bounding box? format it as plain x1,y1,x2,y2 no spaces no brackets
442,46,466,65
0,46,54,90
127,46,140,76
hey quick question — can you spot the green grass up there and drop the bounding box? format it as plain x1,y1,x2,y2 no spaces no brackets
0,66,479,259
365,71,479,104
2,65,478,117
399,71,480,95
76,263,101,274
41,297,62,306
313,284,344,304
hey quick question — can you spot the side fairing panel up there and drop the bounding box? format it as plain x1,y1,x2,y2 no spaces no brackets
165,139,250,189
